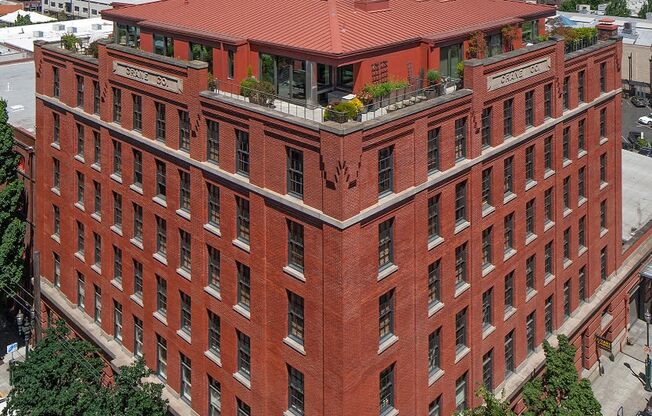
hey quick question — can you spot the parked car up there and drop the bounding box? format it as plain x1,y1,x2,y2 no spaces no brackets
623,136,636,150
632,96,648,107
639,147,652,157
639,115,652,126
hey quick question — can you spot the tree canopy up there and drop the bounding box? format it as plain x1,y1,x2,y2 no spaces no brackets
13,13,32,26
605,0,631,17
639,0,652,18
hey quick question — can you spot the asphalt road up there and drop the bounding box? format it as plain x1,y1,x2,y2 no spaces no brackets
622,98,652,142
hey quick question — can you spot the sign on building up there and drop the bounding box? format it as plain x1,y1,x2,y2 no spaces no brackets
595,335,612,353
113,61,183,94
487,57,551,91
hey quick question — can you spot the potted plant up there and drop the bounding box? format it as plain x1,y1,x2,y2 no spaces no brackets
324,100,360,123
426,69,441,98
240,77,275,106
501,25,518,52
467,31,487,59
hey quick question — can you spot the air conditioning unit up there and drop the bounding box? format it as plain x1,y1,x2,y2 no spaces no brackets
577,4,591,12
66,26,77,33
623,21,637,34
32,31,43,37
91,23,102,30
52,23,65,30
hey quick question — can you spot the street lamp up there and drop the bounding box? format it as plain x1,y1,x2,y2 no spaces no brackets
16,310,32,360
645,309,652,392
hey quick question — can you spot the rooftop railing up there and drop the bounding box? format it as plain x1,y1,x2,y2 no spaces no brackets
564,33,599,54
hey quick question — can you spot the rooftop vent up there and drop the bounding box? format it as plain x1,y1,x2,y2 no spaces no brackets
52,23,64,30
353,0,390,11
32,30,43,37
623,21,637,35
576,4,590,13
66,26,77,33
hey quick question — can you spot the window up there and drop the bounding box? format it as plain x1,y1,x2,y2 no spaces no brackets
93,233,101,268
179,110,190,152
455,373,467,411
564,280,571,317
379,290,394,343
454,117,467,160
455,243,467,286
94,285,101,323
113,192,122,229
133,203,143,242
76,124,84,158
378,219,394,270
53,66,59,97
578,119,585,153
180,354,192,403
601,247,608,281
237,262,251,311
503,99,513,138
504,213,514,253
579,266,586,301
563,76,569,109
155,160,166,199
77,171,85,206
236,197,250,244
544,188,553,223
600,108,606,137
505,331,515,373
600,200,607,230
562,127,570,161
483,350,493,391
282,220,305,272
378,146,394,195
133,260,143,298
481,168,492,208
526,311,536,353
600,153,607,184
179,170,191,213
114,301,123,343
237,399,251,416
236,129,250,176
563,177,570,210
545,296,554,335
93,131,101,167
544,83,552,118
227,50,235,79
379,365,395,415
207,183,220,227
53,113,60,145
287,148,304,198
53,158,60,189
427,128,440,173
91,81,99,114
455,181,467,224
77,273,85,310
53,205,60,237
579,216,586,249
482,227,493,268
504,156,514,195
545,242,553,276
427,195,440,241
207,245,220,291
284,366,305,416
133,149,142,188
180,291,191,335
481,107,492,147
237,331,251,380
525,90,534,127
179,229,191,272
428,260,441,308
288,291,304,345
53,253,60,287
525,145,535,183
154,33,174,56
504,272,514,310
600,62,606,92
428,328,441,376
132,94,142,131
113,246,122,284
155,102,166,142
578,70,585,103
578,167,586,201
455,308,467,351
112,87,121,124
156,275,167,316
75,75,84,107
112,140,122,177
93,181,101,216
482,288,493,329
525,199,536,236
156,335,167,380
208,377,221,416
207,120,219,164
134,317,143,357
544,136,552,172
526,255,535,292
77,221,85,256
208,310,220,356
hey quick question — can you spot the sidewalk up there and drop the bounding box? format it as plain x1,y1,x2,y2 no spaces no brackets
0,346,25,397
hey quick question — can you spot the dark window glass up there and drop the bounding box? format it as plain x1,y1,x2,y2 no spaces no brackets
504,213,514,253
455,308,467,350
481,168,492,208
378,146,394,196
287,148,304,198
113,246,122,284
428,328,441,375
180,229,191,271
526,255,536,292
504,157,513,195
207,245,220,291
134,316,143,357
288,220,304,272
427,128,440,173
428,260,441,308
208,311,220,356
237,262,251,311
600,108,606,137
600,153,607,183
132,94,142,131
155,102,166,142
114,301,122,342
207,183,220,227
133,203,143,242
155,160,166,199
525,90,534,127
428,195,440,241
578,70,585,103
379,290,394,342
482,350,493,391
564,280,571,317
482,288,493,329
207,120,219,164
544,136,552,171
76,75,84,107
379,365,395,414
455,181,467,223
482,227,492,267
545,296,554,335
481,107,492,148
544,83,552,118
288,291,304,344
563,76,569,109
579,266,586,301
53,112,60,144
132,149,142,187
156,335,167,380
112,140,122,177
236,130,250,176
237,331,251,379
180,291,191,335
378,219,394,270
503,99,513,138
454,117,466,160
180,354,192,402
179,110,190,152
600,62,606,93
505,331,515,373
544,188,553,223
578,167,586,200
455,372,467,411
155,216,167,257
578,119,585,152
53,66,59,97
526,312,536,353
156,275,167,315
562,127,570,160
526,199,536,236
288,365,304,416
545,241,553,276
504,272,514,309
93,81,100,114
236,197,250,244
112,87,122,124
179,170,191,212
525,145,535,182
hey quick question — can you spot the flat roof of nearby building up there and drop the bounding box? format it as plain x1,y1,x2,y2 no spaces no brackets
622,149,652,242
103,0,554,55
557,11,652,47
0,17,112,51
0,10,55,23
0,61,35,132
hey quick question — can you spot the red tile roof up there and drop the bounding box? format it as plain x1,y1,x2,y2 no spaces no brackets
103,0,554,56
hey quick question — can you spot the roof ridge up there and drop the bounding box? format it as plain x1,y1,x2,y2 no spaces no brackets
327,0,343,54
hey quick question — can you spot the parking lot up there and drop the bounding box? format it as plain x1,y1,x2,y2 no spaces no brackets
623,98,652,143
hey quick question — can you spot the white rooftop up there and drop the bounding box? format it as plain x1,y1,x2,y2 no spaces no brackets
622,150,652,242
0,10,55,24
556,11,652,47
0,61,35,132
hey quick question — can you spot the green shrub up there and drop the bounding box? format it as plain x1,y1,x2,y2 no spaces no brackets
60,33,81,52
240,77,275,106
456,61,465,79
240,77,258,98
324,101,359,123
426,69,441,84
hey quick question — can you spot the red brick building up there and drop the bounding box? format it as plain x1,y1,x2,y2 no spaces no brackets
33,1,626,415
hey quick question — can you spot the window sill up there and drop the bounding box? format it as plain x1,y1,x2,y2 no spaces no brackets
204,350,222,367
578,197,587,208
110,173,122,184
380,408,399,416
525,180,537,192
427,236,444,251
428,368,445,386
600,182,608,191
578,149,587,159
504,306,517,321
153,311,167,326
562,159,572,168
130,238,143,250
233,304,251,320
90,264,101,275
600,228,608,238
232,238,251,253
503,248,517,262
525,233,537,246
176,329,192,345
152,196,167,208
283,265,306,282
74,202,85,212
110,225,123,236
91,163,101,172
563,208,572,218
482,325,496,340
600,136,609,145
90,212,101,223
454,346,470,363
204,285,222,301
454,220,470,234
526,289,537,303
377,263,398,282
110,279,123,291
454,282,471,298
378,334,399,355
233,371,251,390
482,264,495,277
51,142,60,150
176,267,191,281
544,273,555,286
153,252,168,266
129,184,143,195
578,246,588,257
544,220,555,232
51,234,60,243
176,209,191,221
544,169,555,180
203,223,221,237
283,336,306,356
428,301,444,318
503,192,517,205
482,205,496,218
74,251,85,263
74,154,85,164
130,294,143,307
50,187,60,196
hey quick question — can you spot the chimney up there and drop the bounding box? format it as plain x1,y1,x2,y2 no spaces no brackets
353,0,390,11
596,17,618,40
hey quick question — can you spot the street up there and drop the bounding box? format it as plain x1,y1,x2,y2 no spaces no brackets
622,98,652,141
0,304,24,399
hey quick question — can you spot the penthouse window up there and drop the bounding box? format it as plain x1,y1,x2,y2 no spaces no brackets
132,149,142,188
379,289,394,343
287,220,304,272
53,66,59,98
180,291,191,335
287,365,305,416
378,146,394,196
237,262,251,313
454,117,467,161
155,102,166,143
563,76,569,110
179,110,190,152
227,50,235,79
455,181,467,224
503,98,513,138
379,365,395,415
190,43,213,69
578,70,585,103
427,195,440,242
600,62,606,92
207,245,220,291
207,120,219,164
427,128,440,173
378,219,394,270
179,229,192,272
208,310,220,358
53,112,60,145
428,328,441,376
236,197,250,244
153,33,174,57
487,33,502,57
179,170,191,213
259,53,311,103
93,81,100,114
544,83,552,118
287,148,303,198
525,90,534,127
132,94,142,132
440,43,462,78
236,130,250,176
481,107,492,148
116,24,140,48
76,75,84,107
207,183,220,228
288,291,304,345
112,87,121,124
155,160,166,200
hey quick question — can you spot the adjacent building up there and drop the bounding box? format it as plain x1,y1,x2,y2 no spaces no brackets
33,0,628,415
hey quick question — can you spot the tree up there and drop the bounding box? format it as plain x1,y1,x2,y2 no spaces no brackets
605,0,631,17
459,386,516,416
3,321,168,416
60,33,82,52
0,99,19,184
13,13,32,26
639,0,652,18
522,335,601,416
